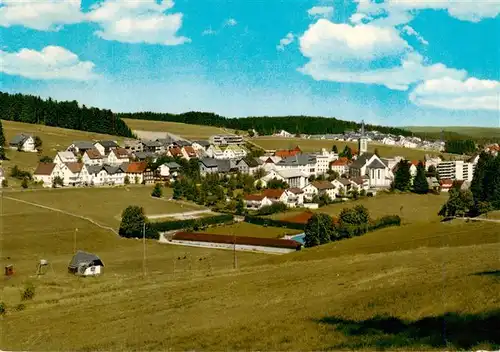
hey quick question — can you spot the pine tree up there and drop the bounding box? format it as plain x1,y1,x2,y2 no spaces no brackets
393,160,412,192
151,183,163,198
332,144,338,153
0,119,6,160
172,181,182,199
340,145,353,160
304,213,336,247
413,161,429,194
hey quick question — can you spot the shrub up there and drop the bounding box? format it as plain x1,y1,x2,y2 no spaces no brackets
244,216,305,230
151,214,235,232
1,179,8,188
151,183,163,198
257,202,287,216
124,175,130,185
15,303,26,311
39,155,53,163
21,282,35,301
0,302,5,315
21,178,29,189
10,165,32,180
52,176,64,188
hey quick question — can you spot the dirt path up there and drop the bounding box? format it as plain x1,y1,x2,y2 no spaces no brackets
4,196,119,235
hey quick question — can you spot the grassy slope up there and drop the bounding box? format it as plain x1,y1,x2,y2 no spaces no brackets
123,118,240,140
204,222,302,239
405,126,500,140
1,120,127,185
4,187,204,228
1,192,499,350
251,137,449,161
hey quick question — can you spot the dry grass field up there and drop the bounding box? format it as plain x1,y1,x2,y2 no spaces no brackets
1,120,126,186
204,221,302,239
123,118,242,140
251,137,456,161
3,186,204,228
1,189,499,350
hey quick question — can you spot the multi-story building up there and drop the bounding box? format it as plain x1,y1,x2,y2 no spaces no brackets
209,134,244,145
437,160,474,181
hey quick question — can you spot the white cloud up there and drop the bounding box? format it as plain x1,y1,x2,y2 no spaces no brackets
0,46,97,80
354,0,500,25
277,32,294,51
0,0,84,30
201,27,217,36
349,13,370,24
87,0,189,45
410,77,500,111
402,25,428,45
225,18,237,26
298,20,466,90
307,6,334,19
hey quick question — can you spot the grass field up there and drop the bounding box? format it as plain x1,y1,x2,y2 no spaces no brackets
123,118,242,140
204,222,302,239
405,126,500,141
1,188,499,350
1,120,127,185
3,186,204,228
251,137,451,161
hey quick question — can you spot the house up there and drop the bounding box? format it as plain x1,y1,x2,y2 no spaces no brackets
167,147,183,158
67,141,95,155
158,162,181,179
206,145,224,159
103,164,127,185
349,153,392,189
427,177,440,192
302,180,337,201
275,154,317,177
82,148,104,166
235,157,263,175
133,151,157,162
94,140,119,156
156,136,177,150
220,145,247,159
273,130,294,138
244,194,273,210
126,161,153,184
81,164,108,186
209,134,244,145
350,176,370,191
33,162,59,187
141,140,162,153
314,149,338,176
274,146,301,158
68,251,104,276
107,148,130,165
330,157,350,176
257,169,309,189
424,155,442,171
54,151,78,166
9,134,36,152
198,158,234,175
192,140,210,152
259,156,282,171
60,162,83,186
124,139,143,153
173,140,192,148
181,146,198,160
287,188,305,207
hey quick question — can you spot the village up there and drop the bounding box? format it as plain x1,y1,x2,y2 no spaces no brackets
2,122,495,214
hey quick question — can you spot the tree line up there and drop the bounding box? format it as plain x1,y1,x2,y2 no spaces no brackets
116,111,413,137
444,140,477,155
0,92,134,138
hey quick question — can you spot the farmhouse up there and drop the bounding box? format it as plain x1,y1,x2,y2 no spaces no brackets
244,194,272,209
68,251,104,276
94,140,119,156
302,180,337,200
141,140,162,153
33,162,58,187
54,151,78,166
82,148,104,165
60,162,84,186
9,134,36,152
67,141,95,155
330,157,350,176
126,161,153,184
107,148,130,165
235,156,263,175
158,161,181,179
169,232,302,254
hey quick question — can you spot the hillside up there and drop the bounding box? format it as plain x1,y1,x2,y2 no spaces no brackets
405,126,500,143
1,190,499,350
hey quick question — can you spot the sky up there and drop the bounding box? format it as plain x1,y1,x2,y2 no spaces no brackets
0,0,499,127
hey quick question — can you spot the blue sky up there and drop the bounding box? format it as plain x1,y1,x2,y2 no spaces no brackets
0,0,499,127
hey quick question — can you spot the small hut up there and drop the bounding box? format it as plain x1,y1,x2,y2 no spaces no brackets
68,251,104,276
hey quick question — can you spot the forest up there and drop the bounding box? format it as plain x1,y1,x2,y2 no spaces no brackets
0,92,134,138
116,111,413,137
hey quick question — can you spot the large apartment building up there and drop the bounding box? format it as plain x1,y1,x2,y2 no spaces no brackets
209,134,244,145
437,160,474,181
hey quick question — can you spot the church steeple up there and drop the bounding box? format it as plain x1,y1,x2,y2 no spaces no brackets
358,120,368,156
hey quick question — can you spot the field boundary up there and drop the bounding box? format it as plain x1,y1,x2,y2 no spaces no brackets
4,196,119,235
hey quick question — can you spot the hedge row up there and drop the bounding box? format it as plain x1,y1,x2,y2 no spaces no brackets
244,216,305,230
336,215,401,238
119,225,159,240
151,214,234,232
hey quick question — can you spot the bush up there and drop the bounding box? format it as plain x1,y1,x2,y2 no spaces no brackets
119,206,159,240
151,214,234,232
21,178,29,189
15,303,26,311
257,202,287,215
151,183,163,198
21,282,35,301
124,175,130,185
371,215,402,229
244,216,305,230
10,165,32,180
0,302,5,315
1,179,8,188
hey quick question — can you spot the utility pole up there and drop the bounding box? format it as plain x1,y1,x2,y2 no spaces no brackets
142,222,146,277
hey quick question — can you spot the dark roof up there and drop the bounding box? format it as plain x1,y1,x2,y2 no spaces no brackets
193,140,210,147
199,158,219,168
350,153,375,168
103,164,127,174
238,156,261,168
367,158,387,169
164,161,181,169
156,136,176,145
277,154,316,166
311,180,335,190
174,140,191,147
9,134,31,145
288,187,304,194
338,178,352,186
34,162,56,175
134,151,156,160
172,232,302,250
71,141,95,150
68,251,104,269
142,140,162,147
216,159,232,173
97,140,119,148
86,165,105,174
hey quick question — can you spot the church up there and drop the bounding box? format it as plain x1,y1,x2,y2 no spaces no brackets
349,121,393,189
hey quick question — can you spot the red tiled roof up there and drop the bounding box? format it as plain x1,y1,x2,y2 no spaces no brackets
288,187,304,194
440,179,453,187
172,232,302,250
262,189,285,199
127,161,147,173
65,162,83,173
244,194,266,201
85,148,103,159
169,147,182,156
183,146,197,156
330,157,349,166
34,162,56,176
275,149,301,158
311,180,334,190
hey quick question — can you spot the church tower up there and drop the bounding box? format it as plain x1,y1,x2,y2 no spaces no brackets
358,120,368,156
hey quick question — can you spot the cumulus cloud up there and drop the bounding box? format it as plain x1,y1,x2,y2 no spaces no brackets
410,77,500,111
0,0,84,30
0,46,98,80
225,18,237,26
298,20,466,90
307,6,334,19
277,32,295,51
87,0,189,45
